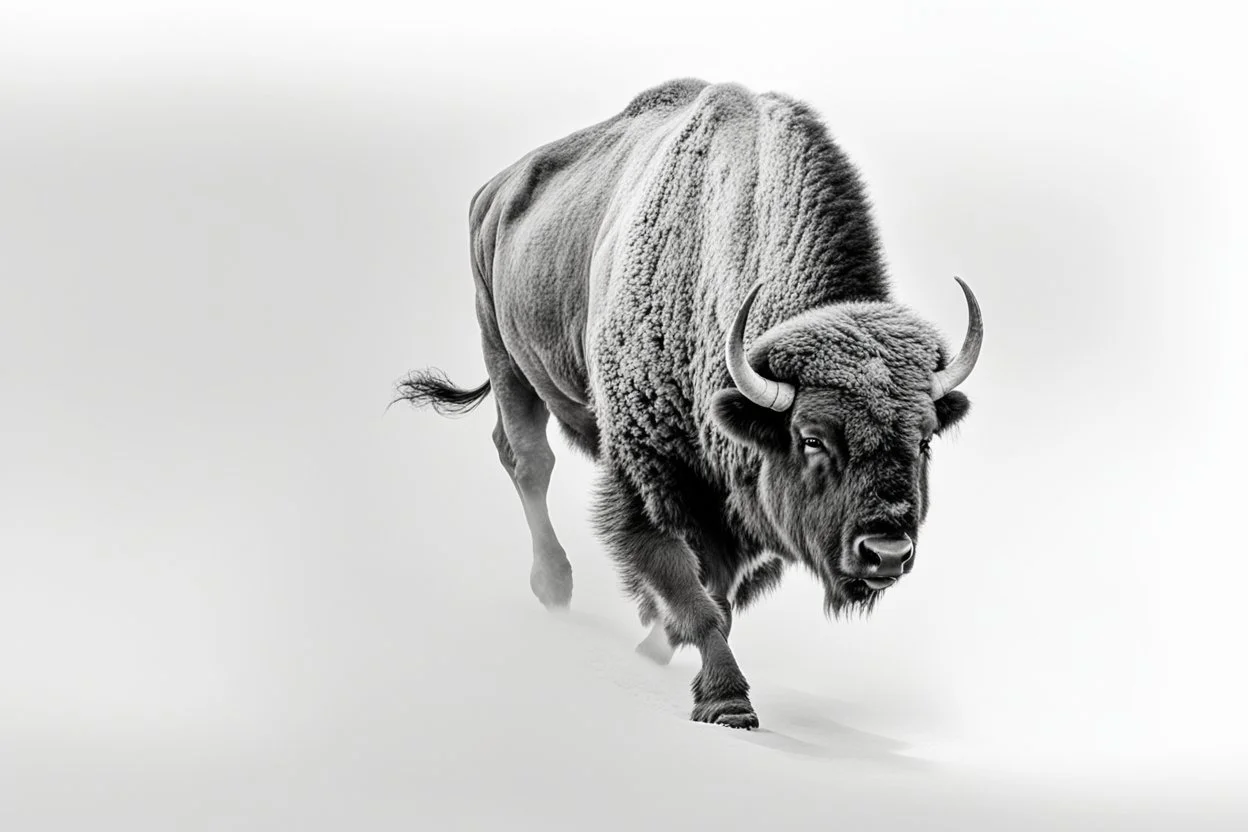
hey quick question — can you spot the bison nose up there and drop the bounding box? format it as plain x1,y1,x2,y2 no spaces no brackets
853,533,914,578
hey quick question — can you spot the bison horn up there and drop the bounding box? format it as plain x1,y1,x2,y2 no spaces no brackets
726,281,796,412
930,277,983,399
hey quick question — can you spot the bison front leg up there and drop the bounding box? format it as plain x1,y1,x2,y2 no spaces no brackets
595,478,758,729
640,552,756,729
688,630,755,729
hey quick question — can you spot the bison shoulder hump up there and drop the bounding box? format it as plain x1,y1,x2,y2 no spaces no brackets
620,78,710,118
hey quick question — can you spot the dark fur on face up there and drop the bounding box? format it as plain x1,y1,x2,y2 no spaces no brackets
712,302,971,617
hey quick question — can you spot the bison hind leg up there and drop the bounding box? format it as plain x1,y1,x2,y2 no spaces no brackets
529,558,573,610
635,619,676,665
486,383,573,610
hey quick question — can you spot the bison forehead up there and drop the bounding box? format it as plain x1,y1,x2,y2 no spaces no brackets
751,301,944,446
754,301,944,390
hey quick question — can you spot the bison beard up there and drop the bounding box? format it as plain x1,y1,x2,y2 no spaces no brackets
397,79,981,729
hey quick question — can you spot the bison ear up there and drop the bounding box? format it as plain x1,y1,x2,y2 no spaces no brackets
934,391,971,434
711,389,791,453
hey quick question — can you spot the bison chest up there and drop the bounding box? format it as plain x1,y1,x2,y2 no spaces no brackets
725,553,785,610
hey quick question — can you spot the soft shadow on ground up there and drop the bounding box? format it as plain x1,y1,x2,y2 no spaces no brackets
543,605,930,770
739,688,930,769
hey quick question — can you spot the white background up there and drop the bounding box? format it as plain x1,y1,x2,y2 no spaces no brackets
2,1,1246,829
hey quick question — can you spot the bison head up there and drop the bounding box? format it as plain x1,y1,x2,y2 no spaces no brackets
711,279,981,615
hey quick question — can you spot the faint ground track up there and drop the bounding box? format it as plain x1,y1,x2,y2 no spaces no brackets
534,604,931,768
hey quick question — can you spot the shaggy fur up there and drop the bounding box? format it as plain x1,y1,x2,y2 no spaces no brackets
399,79,976,728
589,82,895,517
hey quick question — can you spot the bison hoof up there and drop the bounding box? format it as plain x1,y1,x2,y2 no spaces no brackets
691,698,759,730
530,559,573,609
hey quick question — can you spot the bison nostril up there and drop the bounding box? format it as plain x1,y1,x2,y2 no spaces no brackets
854,533,914,577
857,540,883,568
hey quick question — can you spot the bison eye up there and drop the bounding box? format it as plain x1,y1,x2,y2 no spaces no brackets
802,436,825,452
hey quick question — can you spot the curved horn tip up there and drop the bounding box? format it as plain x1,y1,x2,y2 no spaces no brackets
744,279,766,303
953,275,981,313
929,276,983,399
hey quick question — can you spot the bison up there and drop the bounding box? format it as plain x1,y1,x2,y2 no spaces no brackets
398,78,982,729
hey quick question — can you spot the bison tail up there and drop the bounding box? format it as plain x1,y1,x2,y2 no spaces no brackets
393,368,492,417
